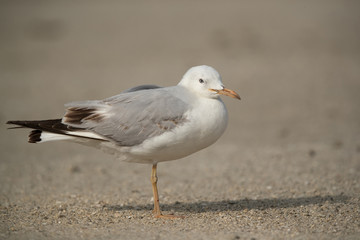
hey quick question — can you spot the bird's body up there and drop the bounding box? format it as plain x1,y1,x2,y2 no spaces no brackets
7,65,240,218
126,89,228,163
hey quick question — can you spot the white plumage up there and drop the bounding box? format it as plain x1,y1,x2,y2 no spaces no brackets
7,65,240,218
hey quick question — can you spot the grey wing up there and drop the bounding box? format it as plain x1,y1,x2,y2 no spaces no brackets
62,88,189,146
121,84,161,93
103,84,161,102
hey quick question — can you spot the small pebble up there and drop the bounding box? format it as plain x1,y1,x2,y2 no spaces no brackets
308,149,316,157
70,165,81,173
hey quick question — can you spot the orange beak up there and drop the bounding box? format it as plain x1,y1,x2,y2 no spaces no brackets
210,88,241,100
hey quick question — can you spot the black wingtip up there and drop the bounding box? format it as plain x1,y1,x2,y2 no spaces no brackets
7,126,24,129
28,129,42,143
6,120,25,129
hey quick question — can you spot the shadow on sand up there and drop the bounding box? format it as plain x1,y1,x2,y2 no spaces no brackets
105,194,349,213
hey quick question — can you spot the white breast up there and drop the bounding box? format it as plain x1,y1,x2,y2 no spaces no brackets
126,97,228,164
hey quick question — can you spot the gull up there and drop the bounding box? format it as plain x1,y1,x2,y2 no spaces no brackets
7,65,240,218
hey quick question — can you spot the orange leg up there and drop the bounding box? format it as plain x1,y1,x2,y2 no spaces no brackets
150,164,184,219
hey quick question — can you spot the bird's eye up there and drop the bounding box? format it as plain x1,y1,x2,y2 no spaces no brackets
199,79,204,84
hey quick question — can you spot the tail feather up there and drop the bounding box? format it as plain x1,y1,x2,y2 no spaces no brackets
7,119,78,133
7,119,106,143
29,129,42,143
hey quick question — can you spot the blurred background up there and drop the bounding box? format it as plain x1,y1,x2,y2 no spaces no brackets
0,0,359,238
1,1,359,147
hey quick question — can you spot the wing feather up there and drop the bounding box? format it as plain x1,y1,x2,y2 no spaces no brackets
63,88,189,146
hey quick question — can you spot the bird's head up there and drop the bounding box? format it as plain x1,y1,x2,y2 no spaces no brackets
178,65,240,100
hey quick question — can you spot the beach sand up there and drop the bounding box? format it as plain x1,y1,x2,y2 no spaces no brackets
1,1,359,239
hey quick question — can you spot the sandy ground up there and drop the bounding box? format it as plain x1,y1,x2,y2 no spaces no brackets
1,1,360,239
